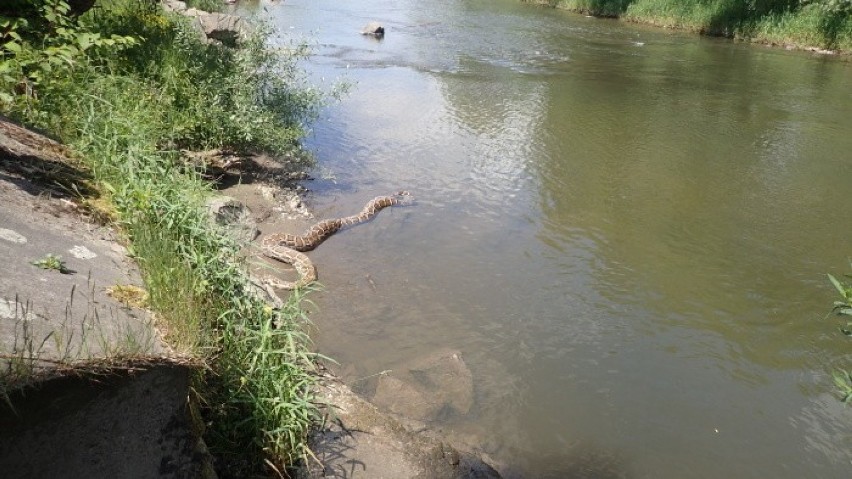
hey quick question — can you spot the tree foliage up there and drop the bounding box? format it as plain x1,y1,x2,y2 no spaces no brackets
0,0,136,108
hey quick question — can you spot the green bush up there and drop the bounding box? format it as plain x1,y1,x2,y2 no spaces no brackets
3,0,322,158
0,0,136,122
90,1,322,155
550,0,633,17
185,0,225,12
826,268,852,403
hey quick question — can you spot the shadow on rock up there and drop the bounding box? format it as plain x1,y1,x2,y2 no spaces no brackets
0,362,213,479
0,116,97,200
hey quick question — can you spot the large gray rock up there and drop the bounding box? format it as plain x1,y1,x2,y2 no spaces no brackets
361,21,385,37
207,195,258,243
0,116,165,361
372,349,474,422
183,8,253,47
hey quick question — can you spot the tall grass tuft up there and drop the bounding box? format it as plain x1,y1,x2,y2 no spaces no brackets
2,0,322,473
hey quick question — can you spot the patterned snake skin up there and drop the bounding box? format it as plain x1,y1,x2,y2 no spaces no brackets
260,191,412,290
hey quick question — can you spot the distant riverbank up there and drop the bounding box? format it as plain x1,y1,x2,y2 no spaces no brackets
530,0,851,54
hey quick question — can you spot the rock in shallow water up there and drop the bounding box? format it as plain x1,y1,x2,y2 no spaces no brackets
361,21,385,37
372,349,474,422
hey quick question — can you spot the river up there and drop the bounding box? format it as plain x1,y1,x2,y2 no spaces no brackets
248,0,852,476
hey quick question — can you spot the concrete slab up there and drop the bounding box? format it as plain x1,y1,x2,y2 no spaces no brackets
0,363,210,478
0,119,166,363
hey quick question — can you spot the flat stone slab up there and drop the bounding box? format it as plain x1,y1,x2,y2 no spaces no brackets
0,121,166,362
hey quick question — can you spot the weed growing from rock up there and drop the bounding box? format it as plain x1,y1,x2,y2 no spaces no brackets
31,253,71,274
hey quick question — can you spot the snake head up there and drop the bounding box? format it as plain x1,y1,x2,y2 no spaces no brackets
394,190,414,205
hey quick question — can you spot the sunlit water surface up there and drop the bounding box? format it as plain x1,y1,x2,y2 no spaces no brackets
246,0,852,476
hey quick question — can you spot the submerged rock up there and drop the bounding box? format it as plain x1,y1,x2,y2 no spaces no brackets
304,375,501,479
372,349,474,422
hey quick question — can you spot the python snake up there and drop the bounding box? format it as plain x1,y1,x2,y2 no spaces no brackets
260,191,411,290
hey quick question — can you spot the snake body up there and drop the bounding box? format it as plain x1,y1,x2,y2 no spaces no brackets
260,191,411,290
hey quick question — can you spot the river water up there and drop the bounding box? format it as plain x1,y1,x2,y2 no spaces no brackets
251,0,852,476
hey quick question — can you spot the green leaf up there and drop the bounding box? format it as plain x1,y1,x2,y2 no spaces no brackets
833,370,852,391
77,33,100,51
3,41,21,54
828,274,846,297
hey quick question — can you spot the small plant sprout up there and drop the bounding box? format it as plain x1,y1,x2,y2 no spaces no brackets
833,370,852,404
31,253,72,274
828,272,852,335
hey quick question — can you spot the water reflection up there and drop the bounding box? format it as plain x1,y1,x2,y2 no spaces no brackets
532,33,852,368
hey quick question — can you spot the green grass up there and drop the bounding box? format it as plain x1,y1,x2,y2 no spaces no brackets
1,0,323,474
542,0,633,17
750,4,852,49
542,0,852,51
185,0,225,12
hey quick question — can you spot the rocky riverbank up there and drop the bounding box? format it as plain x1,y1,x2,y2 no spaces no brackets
0,115,501,478
206,148,504,478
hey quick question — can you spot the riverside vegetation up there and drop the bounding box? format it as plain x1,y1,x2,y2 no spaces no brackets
534,0,852,52
828,268,852,402
1,0,325,474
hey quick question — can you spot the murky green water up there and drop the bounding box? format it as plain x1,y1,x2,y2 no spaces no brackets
251,0,851,476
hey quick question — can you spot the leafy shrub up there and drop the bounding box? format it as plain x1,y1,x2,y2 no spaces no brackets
185,0,224,13
826,268,852,403
0,0,136,120
3,0,322,158
92,1,322,156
